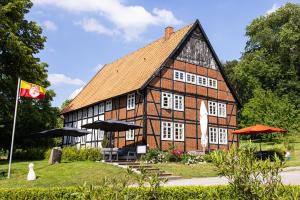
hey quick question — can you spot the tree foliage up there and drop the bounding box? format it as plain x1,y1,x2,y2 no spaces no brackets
0,0,59,150
223,3,300,135
240,88,300,136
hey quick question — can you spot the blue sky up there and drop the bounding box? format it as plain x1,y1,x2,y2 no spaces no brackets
27,0,300,107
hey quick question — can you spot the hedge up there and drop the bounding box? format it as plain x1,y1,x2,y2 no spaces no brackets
0,186,299,200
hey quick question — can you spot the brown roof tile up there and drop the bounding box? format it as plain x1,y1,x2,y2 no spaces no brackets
62,24,193,113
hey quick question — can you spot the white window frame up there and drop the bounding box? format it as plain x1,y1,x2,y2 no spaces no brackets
161,121,173,140
186,73,196,84
105,100,112,111
218,103,227,118
126,122,135,141
174,70,185,82
161,92,172,109
219,128,228,144
173,94,184,111
208,78,218,89
99,103,105,114
197,75,207,87
98,130,104,140
127,93,135,110
209,127,218,144
208,101,217,116
174,123,184,141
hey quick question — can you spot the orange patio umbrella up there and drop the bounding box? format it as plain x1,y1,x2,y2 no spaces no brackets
232,124,287,151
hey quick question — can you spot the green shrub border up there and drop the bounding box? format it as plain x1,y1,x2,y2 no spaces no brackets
0,186,299,200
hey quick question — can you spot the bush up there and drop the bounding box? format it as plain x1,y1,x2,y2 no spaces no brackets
13,148,48,161
143,148,166,163
0,186,299,200
61,147,102,162
0,149,8,160
211,144,286,200
182,153,204,165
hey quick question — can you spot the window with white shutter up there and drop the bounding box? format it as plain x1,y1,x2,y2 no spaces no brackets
161,92,172,109
219,128,227,144
209,127,218,144
208,101,217,116
174,70,185,82
127,93,135,110
161,121,173,140
173,94,184,111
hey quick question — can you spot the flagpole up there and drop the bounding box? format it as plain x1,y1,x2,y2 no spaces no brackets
7,77,21,179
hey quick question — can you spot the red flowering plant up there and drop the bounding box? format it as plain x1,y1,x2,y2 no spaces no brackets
172,149,184,162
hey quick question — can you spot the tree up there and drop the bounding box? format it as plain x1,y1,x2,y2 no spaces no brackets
0,0,59,150
240,88,300,138
232,3,300,106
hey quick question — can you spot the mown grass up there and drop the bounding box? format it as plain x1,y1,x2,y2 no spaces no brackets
0,160,133,188
155,162,218,178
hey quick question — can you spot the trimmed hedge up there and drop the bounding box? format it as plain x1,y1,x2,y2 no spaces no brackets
61,147,102,162
0,186,299,200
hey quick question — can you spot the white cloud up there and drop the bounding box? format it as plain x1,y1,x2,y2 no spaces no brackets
93,64,104,71
75,18,113,36
69,86,84,99
43,20,58,31
33,0,182,41
266,4,279,15
48,74,85,86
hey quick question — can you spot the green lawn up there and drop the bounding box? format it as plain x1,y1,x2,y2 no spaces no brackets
0,160,133,188
155,162,218,178
241,135,300,167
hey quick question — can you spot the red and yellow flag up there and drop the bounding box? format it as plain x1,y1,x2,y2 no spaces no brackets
20,80,46,99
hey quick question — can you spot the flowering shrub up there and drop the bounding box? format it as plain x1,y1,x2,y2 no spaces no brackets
182,153,204,165
166,149,184,162
144,148,167,163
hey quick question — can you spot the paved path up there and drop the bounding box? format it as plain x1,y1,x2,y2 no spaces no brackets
163,167,300,186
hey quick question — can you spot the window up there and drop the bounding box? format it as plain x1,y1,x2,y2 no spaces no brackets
219,128,227,144
208,101,217,116
208,78,218,89
83,109,87,118
98,130,104,140
161,121,173,140
173,94,184,111
99,103,105,114
186,73,196,84
209,127,218,144
88,107,93,117
197,75,207,86
174,70,185,82
77,120,82,129
78,110,82,120
106,100,112,111
218,103,227,118
127,93,135,110
161,92,172,109
174,123,184,141
93,105,98,116
73,112,77,121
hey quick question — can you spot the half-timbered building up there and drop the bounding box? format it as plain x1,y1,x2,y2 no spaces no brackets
62,20,241,152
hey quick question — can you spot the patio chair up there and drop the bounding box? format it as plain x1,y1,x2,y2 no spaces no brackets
102,148,119,161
